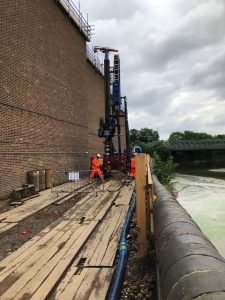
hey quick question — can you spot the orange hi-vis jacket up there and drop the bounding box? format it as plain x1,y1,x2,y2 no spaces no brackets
91,157,101,171
130,157,136,177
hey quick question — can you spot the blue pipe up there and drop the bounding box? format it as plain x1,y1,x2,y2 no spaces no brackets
107,192,136,300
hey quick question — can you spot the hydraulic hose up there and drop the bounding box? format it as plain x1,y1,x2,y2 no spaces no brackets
107,192,136,300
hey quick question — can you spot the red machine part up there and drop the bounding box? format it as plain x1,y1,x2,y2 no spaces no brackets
94,46,118,53
103,153,127,174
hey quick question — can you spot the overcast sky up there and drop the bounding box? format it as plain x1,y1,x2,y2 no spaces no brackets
78,0,225,139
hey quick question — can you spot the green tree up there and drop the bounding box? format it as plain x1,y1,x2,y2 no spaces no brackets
147,140,170,161
130,129,139,144
183,131,213,140
152,152,176,192
169,130,215,141
215,134,225,139
168,132,184,142
139,128,159,143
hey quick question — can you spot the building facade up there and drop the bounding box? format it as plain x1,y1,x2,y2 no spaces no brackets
0,0,106,198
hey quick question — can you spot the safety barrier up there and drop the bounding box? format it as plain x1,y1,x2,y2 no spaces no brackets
58,0,92,41
169,139,225,150
51,170,104,197
135,153,154,258
86,45,104,75
153,175,225,300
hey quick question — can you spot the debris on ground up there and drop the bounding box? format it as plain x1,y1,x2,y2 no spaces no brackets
0,192,84,261
120,216,157,300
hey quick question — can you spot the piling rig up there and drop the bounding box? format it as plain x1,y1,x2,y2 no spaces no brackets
94,47,131,174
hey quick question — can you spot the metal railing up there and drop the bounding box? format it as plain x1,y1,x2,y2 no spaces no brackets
59,0,92,41
57,2,104,75
86,45,104,75
169,139,225,150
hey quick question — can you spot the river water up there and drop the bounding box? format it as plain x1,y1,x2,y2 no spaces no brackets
175,163,225,258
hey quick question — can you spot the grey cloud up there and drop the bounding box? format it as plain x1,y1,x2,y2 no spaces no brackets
79,0,141,21
140,1,225,71
188,48,225,98
80,0,225,138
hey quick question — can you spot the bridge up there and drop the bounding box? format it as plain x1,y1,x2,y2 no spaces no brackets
169,139,225,151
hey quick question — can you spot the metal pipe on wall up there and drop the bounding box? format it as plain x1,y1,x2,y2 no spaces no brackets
153,175,225,300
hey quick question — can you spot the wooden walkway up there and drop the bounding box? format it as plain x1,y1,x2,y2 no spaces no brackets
0,180,134,300
0,181,97,235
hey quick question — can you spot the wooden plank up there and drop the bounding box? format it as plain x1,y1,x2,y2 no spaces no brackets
13,221,98,300
0,222,18,234
146,155,154,235
0,191,105,274
114,186,133,206
0,181,89,224
146,155,151,235
55,182,96,205
0,181,108,234
84,205,129,266
0,198,90,268
93,191,119,221
0,193,91,268
0,182,117,269
72,186,132,268
0,222,88,299
136,153,147,258
56,267,114,300
0,180,116,224
0,181,121,299
54,265,79,299
0,220,82,285
146,154,153,185
84,191,118,221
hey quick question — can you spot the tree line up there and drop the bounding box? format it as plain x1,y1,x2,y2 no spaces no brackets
130,128,225,158
130,128,225,192
168,131,225,142
130,128,170,160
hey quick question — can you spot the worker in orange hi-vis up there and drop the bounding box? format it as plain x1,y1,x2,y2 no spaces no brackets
130,153,136,178
89,154,104,183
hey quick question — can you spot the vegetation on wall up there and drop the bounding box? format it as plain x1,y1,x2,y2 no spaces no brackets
152,153,176,193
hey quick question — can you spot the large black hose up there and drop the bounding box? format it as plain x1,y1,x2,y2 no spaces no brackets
153,175,225,300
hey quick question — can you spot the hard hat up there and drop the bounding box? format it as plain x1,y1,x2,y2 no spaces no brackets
96,153,101,158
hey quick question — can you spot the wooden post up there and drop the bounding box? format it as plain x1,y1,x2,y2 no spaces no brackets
136,153,147,258
147,155,154,235
146,155,150,236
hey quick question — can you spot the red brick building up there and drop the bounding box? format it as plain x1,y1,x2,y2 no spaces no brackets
0,0,108,198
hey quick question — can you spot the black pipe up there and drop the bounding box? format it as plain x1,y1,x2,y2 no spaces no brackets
124,99,130,172
117,115,122,156
104,51,111,123
153,175,225,300
103,52,112,160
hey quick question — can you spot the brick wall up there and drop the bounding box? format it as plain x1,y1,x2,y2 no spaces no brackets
0,0,105,198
